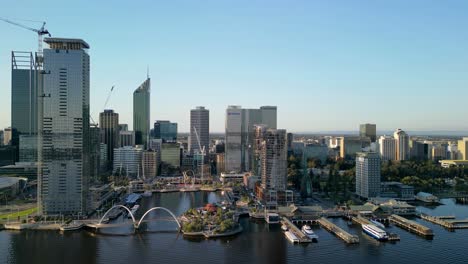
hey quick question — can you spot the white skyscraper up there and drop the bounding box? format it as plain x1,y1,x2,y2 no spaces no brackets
355,152,381,199
225,105,277,173
394,129,410,161
38,38,91,215
379,135,397,161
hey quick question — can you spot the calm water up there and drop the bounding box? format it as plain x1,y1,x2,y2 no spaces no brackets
1,194,468,264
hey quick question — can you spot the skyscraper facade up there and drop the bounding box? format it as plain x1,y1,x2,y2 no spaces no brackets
394,129,410,161
378,135,397,161
360,123,377,142
38,38,91,215
11,51,38,136
189,107,209,155
355,152,381,199
225,105,277,173
154,120,177,142
99,110,119,170
133,78,150,148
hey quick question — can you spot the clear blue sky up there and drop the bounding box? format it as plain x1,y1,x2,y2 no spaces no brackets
1,0,468,133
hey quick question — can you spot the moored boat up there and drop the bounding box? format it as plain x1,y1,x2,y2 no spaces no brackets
285,231,299,243
362,224,389,241
281,224,288,231
60,221,84,232
301,225,319,240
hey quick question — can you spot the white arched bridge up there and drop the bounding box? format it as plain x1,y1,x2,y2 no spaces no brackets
89,205,181,233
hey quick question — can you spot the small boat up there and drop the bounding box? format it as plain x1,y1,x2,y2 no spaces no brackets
60,221,84,232
142,190,152,197
301,225,319,240
281,224,288,231
285,231,299,243
362,224,389,241
370,219,386,229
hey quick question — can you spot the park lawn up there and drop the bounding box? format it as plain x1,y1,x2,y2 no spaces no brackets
0,207,37,220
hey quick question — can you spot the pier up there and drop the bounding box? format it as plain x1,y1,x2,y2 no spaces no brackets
281,217,312,243
389,215,433,238
318,217,359,244
419,214,468,229
351,216,372,226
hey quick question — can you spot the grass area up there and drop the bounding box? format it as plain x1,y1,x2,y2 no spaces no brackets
0,207,37,220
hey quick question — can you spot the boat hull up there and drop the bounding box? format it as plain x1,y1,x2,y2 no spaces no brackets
362,227,388,241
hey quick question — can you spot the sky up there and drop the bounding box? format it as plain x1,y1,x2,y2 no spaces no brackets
1,0,468,133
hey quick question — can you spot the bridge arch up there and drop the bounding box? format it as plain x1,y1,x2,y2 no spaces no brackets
136,207,181,229
99,205,136,225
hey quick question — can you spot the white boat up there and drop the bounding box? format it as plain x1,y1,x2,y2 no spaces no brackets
301,225,319,240
362,224,388,241
60,221,84,232
142,190,152,197
281,224,288,231
370,219,386,229
285,231,299,243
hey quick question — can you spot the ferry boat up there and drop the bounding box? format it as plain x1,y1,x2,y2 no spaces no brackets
285,231,299,243
370,219,386,229
281,224,288,231
129,204,140,218
301,225,319,240
60,221,84,232
362,224,389,241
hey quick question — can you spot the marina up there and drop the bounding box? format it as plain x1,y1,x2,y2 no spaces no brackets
280,217,312,243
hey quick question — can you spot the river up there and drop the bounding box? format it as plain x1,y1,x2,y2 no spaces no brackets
0,193,467,264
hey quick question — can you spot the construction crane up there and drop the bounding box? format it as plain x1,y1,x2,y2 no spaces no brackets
103,85,115,110
0,17,51,66
193,127,206,182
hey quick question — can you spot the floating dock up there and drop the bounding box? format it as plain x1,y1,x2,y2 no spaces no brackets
389,215,433,238
281,217,312,243
318,217,359,244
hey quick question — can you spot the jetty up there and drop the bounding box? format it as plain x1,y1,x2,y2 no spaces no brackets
389,215,433,238
318,217,359,244
419,214,468,229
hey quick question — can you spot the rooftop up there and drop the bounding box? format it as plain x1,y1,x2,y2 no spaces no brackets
44,37,90,49
0,177,27,189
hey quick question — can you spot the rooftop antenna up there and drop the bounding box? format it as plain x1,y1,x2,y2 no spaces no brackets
147,65,149,79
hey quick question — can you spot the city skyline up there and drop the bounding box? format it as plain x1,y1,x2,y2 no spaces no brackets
1,1,468,133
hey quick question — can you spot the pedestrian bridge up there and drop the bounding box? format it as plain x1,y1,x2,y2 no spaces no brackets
89,205,181,233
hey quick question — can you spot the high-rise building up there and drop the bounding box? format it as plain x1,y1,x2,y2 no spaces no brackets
3,127,18,146
410,140,429,160
355,152,381,199
99,110,119,169
225,105,277,173
154,120,177,142
394,129,410,161
458,137,468,160
258,129,288,205
360,123,377,142
113,146,143,177
38,38,91,215
340,136,371,159
161,142,181,169
19,135,37,162
431,143,448,161
142,150,158,178
189,107,209,155
133,78,150,148
11,51,39,137
378,135,397,161
119,130,135,147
